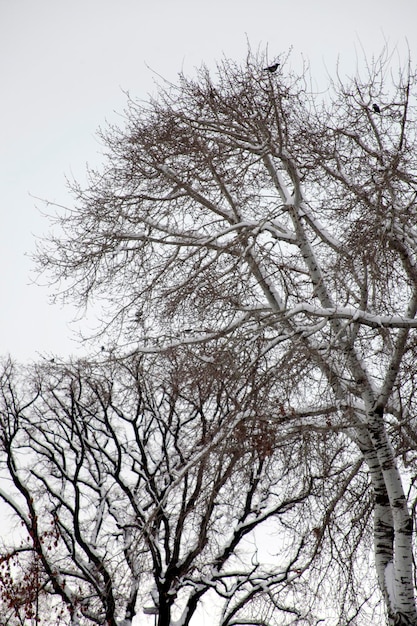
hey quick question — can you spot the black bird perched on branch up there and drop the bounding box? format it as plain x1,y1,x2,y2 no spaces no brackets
372,103,381,113
264,63,279,73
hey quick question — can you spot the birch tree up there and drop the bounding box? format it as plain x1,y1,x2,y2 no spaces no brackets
29,48,417,624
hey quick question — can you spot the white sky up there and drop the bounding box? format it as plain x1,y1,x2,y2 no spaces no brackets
1,0,416,362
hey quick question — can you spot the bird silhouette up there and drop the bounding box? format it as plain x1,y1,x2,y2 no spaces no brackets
372,103,381,114
264,63,279,73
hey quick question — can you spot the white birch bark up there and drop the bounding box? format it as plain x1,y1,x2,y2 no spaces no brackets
367,411,416,624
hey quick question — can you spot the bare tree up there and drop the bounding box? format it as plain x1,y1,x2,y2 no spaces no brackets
0,350,352,626
21,47,417,623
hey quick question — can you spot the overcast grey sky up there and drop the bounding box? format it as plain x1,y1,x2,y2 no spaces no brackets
1,0,416,362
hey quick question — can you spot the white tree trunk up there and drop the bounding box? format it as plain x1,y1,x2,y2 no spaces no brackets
367,412,416,624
